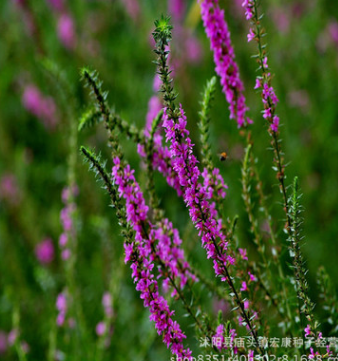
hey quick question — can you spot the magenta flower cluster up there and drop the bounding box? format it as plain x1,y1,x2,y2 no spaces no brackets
213,324,238,353
57,14,76,50
199,0,251,128
154,218,197,297
35,238,54,265
201,167,228,200
242,0,254,20
254,68,280,132
163,106,232,279
112,157,193,359
22,85,58,130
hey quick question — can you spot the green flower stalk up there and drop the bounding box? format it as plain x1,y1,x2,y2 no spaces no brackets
288,177,316,329
199,76,217,172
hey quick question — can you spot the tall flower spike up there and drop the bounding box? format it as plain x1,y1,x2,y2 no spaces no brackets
112,156,192,359
199,0,252,127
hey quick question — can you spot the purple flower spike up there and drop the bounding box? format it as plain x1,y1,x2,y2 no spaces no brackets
163,105,233,279
199,0,251,127
112,157,193,360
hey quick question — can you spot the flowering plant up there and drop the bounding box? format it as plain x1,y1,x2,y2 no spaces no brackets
1,1,338,360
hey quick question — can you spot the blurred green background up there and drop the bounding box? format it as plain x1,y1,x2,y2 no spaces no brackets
1,0,338,360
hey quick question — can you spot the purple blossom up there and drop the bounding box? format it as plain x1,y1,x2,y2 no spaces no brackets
242,0,254,20
213,324,225,349
201,167,228,200
96,322,106,336
248,271,257,282
56,292,67,326
212,325,237,352
239,248,248,260
305,324,311,337
247,28,255,42
263,108,272,119
271,116,280,132
35,238,54,264
199,0,251,128
22,85,58,130
244,300,250,310
57,14,76,50
59,233,68,247
56,293,67,312
240,281,248,292
258,77,279,132
254,78,262,89
309,348,319,360
124,243,134,263
153,219,197,296
262,56,268,69
248,349,254,361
